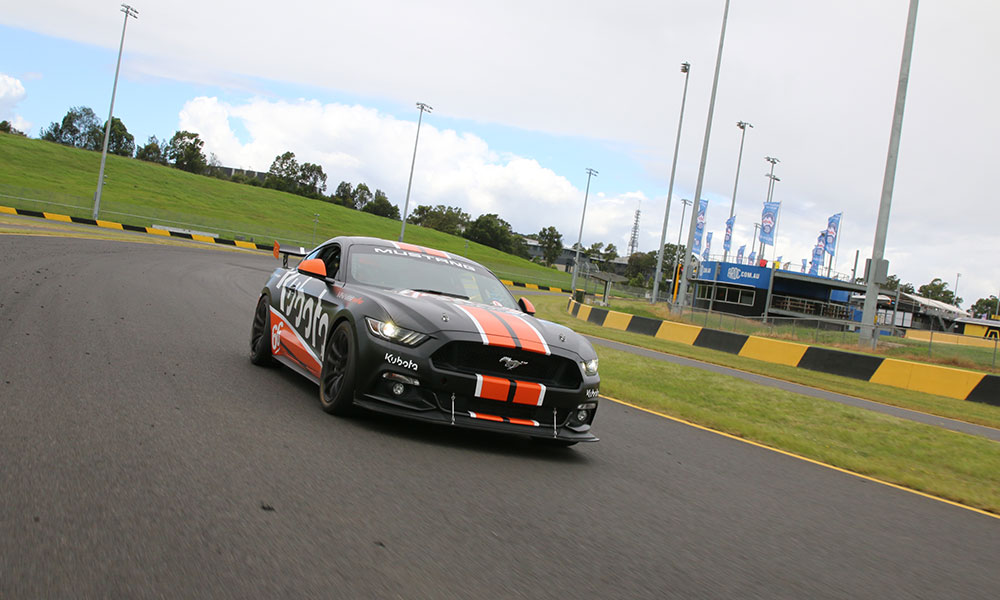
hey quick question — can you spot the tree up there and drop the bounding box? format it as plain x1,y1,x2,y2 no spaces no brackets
361,189,400,219
265,151,300,192
39,106,101,149
624,251,658,285
603,243,619,262
0,120,25,136
104,117,135,156
464,213,515,253
971,296,999,318
135,135,168,164
332,181,354,207
166,131,208,174
352,183,373,210
297,162,328,198
407,205,471,236
885,274,915,294
917,278,962,307
587,242,604,260
537,226,563,266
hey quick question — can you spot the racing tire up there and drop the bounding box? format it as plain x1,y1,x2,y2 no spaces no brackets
319,321,358,416
250,295,276,367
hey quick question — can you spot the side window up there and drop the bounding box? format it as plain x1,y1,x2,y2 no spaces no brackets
299,244,341,279
319,244,342,280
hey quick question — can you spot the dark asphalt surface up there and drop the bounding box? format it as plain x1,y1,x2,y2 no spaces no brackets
2,235,998,599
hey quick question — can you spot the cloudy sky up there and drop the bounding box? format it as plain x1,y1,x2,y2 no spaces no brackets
1,1,997,307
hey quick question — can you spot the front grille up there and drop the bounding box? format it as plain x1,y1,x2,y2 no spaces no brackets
436,393,570,425
431,342,582,389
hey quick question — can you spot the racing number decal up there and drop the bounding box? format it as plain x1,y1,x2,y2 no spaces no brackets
271,321,283,353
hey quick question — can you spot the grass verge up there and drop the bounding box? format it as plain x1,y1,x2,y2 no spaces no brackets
521,293,1000,430
0,133,573,288
595,345,1000,514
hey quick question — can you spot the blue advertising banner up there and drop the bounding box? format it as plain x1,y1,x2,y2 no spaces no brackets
825,213,842,256
703,231,713,260
759,201,780,246
748,250,756,264
724,216,735,252
698,261,771,289
800,258,807,273
691,199,709,256
736,244,745,264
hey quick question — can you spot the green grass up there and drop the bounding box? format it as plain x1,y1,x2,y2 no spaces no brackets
595,345,1000,514
523,294,1000,430
0,133,573,288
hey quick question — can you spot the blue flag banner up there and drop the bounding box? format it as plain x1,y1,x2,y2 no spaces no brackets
809,231,825,275
759,201,780,246
748,250,756,264
801,258,807,273
703,231,713,260
691,199,708,256
825,213,842,256
724,216,735,252
736,244,745,264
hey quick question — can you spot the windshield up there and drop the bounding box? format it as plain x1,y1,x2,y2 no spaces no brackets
347,244,518,309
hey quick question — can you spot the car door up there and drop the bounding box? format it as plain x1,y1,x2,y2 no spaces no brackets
292,242,345,365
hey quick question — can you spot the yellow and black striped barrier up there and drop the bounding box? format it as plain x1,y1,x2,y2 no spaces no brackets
499,279,570,294
2,204,574,293
1,204,273,251
567,299,1000,406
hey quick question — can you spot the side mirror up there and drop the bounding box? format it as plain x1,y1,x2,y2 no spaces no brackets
518,297,535,316
297,258,327,279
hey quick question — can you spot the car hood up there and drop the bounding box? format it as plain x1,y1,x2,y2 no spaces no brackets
363,288,589,357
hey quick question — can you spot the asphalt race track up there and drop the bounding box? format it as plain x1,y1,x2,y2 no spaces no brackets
2,234,998,599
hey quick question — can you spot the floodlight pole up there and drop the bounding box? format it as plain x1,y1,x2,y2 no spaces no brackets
670,198,693,297
954,273,961,306
723,120,752,262
860,0,920,347
678,0,730,312
92,3,138,220
399,102,432,242
652,62,691,304
570,168,599,293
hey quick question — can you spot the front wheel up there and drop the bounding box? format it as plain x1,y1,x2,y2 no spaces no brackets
250,295,275,366
319,321,357,416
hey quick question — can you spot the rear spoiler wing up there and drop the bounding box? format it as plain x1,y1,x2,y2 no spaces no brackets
272,241,308,268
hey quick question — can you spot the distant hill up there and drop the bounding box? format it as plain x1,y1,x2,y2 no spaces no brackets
0,133,571,288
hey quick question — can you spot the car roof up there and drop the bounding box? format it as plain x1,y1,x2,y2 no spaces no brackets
324,236,486,270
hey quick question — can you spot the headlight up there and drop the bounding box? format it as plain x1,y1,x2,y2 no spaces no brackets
365,317,428,346
581,358,599,376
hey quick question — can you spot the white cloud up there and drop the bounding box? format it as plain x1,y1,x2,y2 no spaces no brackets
179,96,641,245
0,73,30,130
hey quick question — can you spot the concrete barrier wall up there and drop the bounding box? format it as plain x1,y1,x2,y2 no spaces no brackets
568,300,1000,406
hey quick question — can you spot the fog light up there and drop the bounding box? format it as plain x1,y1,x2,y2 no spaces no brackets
391,382,406,396
575,409,589,422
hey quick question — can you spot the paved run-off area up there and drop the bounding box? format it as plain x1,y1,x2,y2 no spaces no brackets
2,233,998,599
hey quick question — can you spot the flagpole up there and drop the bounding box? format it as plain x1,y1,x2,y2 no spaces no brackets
834,212,844,277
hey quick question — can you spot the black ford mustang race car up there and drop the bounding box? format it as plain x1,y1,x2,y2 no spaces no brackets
250,236,600,444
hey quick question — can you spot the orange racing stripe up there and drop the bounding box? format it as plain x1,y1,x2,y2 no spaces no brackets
459,306,517,349
494,312,550,355
512,381,546,406
475,374,511,402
